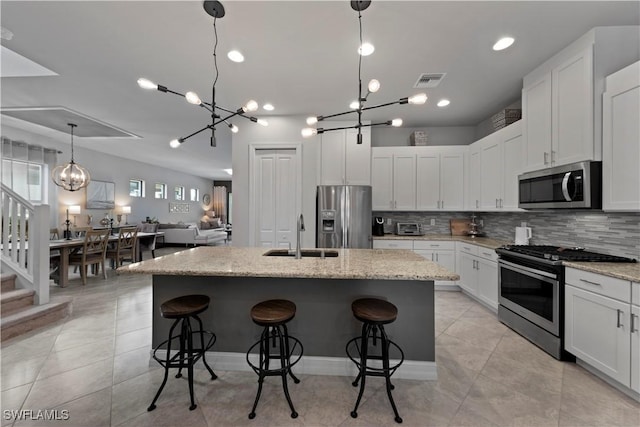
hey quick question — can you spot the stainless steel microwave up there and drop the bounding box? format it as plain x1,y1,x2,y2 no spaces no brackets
518,161,602,209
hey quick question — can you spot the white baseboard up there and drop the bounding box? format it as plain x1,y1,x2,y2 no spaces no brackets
152,350,438,381
576,359,640,403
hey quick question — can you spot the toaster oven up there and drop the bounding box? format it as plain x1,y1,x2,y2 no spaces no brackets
396,223,424,236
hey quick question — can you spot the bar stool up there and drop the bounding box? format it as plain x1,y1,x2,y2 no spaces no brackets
346,297,405,423
246,299,303,419
148,294,217,412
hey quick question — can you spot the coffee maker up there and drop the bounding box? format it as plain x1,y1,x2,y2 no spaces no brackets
373,217,385,236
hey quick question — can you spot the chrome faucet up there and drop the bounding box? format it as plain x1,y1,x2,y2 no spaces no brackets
295,214,305,259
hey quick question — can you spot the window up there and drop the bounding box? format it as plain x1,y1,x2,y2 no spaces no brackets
190,188,200,202
129,179,145,197
154,183,167,199
2,159,44,203
175,186,185,201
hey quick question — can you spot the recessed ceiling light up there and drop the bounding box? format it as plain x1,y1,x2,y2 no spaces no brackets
224,168,233,175
437,99,450,107
227,50,244,62
358,42,375,56
263,103,274,111
493,37,515,51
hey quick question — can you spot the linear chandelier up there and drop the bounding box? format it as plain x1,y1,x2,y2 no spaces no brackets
302,0,427,144
137,1,267,149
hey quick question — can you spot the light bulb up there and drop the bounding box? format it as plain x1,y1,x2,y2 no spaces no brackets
185,91,202,105
391,118,403,127
368,79,380,93
493,37,515,51
257,119,268,127
137,78,157,90
169,139,181,148
230,124,239,133
301,128,317,138
306,116,318,126
358,42,375,56
243,100,258,112
437,99,450,107
349,101,360,110
408,93,428,105
263,103,274,111
227,50,245,63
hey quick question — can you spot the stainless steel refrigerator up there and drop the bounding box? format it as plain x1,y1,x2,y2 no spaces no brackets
316,185,372,249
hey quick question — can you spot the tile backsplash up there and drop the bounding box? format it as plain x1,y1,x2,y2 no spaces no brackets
373,211,640,260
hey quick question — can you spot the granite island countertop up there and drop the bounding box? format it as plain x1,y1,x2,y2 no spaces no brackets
373,234,509,250
118,246,460,281
563,261,640,283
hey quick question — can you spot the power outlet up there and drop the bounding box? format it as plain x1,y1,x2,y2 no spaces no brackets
430,219,436,226
386,218,392,225
479,219,484,227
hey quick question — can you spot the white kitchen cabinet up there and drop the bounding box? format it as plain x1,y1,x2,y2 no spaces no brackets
501,123,524,210
522,27,640,173
372,239,413,250
466,145,481,210
455,242,498,310
565,268,636,390
603,60,640,211
416,147,465,211
319,127,370,186
457,251,478,295
413,241,457,290
371,148,416,211
632,281,640,393
478,133,502,210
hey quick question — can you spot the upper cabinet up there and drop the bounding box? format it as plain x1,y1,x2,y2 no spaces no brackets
603,60,640,211
319,126,371,186
371,148,416,210
522,27,640,173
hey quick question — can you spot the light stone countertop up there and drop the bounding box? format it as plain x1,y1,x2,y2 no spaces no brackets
373,234,508,250
118,246,460,281
563,261,640,283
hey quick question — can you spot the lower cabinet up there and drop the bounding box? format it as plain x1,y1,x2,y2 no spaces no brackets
455,243,498,311
565,268,638,394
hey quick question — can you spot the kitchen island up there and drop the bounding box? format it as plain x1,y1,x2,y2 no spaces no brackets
118,246,458,379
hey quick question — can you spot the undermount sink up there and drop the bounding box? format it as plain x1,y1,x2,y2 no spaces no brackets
263,249,339,258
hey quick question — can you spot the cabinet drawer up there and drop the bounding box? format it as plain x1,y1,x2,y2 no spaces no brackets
413,240,455,251
633,282,640,306
477,248,499,262
373,240,414,250
565,268,631,303
456,242,478,256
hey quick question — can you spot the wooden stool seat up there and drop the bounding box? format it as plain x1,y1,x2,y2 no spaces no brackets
160,294,210,319
351,298,397,324
251,299,296,325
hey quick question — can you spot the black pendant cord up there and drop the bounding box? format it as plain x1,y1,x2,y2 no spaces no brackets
357,9,363,144
211,17,219,147
68,123,77,163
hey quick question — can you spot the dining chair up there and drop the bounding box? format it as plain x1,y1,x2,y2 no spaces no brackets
71,226,92,238
49,228,61,282
68,229,110,285
50,228,60,240
137,223,159,259
106,226,138,268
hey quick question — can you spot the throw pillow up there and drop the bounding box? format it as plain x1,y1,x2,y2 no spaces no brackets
200,221,211,230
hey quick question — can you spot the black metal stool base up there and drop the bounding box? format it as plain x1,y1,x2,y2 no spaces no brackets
148,314,217,412
246,324,303,419
346,323,405,424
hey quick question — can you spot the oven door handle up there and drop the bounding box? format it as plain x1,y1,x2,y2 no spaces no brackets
499,259,558,281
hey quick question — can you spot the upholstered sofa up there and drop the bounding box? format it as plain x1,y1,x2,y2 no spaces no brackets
159,223,227,246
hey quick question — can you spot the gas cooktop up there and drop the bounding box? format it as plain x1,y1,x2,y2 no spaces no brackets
496,245,637,263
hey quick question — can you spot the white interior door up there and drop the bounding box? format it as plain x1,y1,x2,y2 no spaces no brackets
254,149,298,248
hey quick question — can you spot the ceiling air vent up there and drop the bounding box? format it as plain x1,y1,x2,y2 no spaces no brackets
413,73,446,89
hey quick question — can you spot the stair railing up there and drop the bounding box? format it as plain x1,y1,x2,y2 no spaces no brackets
1,183,49,304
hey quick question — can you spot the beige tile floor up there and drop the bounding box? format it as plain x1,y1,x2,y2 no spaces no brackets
2,247,639,427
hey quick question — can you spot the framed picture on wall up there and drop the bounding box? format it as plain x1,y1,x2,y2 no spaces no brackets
86,180,115,209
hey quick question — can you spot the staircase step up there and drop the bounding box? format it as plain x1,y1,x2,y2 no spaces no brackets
1,274,17,292
1,289,36,317
1,299,72,341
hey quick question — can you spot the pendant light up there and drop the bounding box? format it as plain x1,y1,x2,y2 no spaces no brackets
51,123,91,192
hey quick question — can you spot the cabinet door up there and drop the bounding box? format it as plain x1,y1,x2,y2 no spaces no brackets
479,135,503,210
501,124,524,210
393,154,417,210
414,249,435,261
440,152,465,211
371,153,394,210
552,47,594,166
603,61,640,211
457,252,477,295
476,257,498,310
345,128,371,185
565,285,631,386
319,131,346,185
632,304,640,393
522,73,552,172
416,152,440,210
467,146,481,210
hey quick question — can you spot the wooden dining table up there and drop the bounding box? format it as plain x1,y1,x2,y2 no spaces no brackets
50,231,162,287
